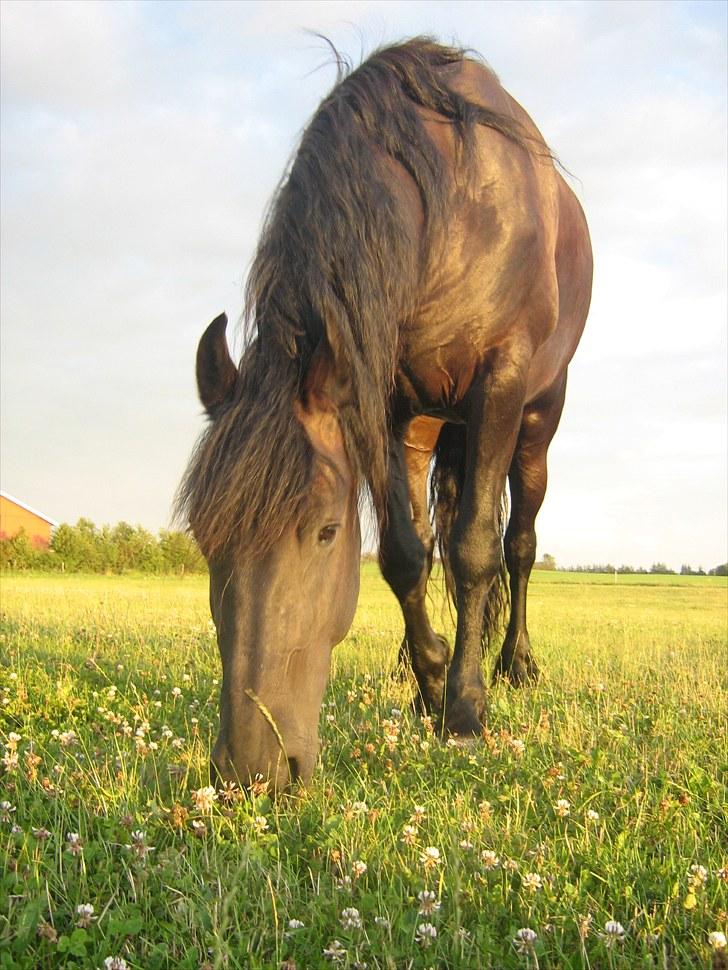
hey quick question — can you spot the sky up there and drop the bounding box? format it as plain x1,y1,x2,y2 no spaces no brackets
1,0,726,571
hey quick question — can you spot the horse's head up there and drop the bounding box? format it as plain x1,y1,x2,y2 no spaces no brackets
193,315,361,792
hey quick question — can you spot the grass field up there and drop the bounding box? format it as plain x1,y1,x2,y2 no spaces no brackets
1,567,726,969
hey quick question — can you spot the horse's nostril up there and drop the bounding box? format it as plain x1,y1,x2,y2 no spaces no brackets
287,757,301,784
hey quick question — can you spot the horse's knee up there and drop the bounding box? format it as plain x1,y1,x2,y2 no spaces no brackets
450,524,502,591
379,529,427,600
505,528,537,574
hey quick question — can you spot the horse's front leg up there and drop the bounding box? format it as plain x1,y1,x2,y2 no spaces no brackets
444,356,529,736
379,420,448,714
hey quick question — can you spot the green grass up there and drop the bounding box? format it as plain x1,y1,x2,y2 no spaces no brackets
1,567,726,969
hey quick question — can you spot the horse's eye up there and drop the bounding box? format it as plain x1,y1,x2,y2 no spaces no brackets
317,524,339,546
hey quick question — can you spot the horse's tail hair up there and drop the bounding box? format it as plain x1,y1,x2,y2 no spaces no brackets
430,424,509,652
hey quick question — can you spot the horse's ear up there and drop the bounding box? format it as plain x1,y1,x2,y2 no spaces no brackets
196,313,237,415
294,341,350,469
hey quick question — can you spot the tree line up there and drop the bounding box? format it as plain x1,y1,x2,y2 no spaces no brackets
2,522,726,577
0,518,205,574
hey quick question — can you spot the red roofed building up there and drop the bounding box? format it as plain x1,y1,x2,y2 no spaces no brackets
0,492,58,547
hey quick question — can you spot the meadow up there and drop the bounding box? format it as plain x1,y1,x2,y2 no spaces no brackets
0,567,726,969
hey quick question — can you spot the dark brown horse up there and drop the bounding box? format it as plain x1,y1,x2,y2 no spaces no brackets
178,39,592,790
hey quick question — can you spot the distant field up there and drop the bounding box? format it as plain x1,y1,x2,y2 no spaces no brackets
1,568,726,968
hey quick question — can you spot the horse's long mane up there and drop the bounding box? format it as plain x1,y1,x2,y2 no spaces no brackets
178,38,537,559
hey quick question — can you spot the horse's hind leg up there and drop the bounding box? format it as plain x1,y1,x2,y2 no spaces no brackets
379,418,448,714
494,374,568,685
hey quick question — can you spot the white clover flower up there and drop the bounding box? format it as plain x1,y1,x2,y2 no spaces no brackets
522,872,542,892
586,809,600,821
351,860,367,878
7,732,21,744
401,824,418,845
171,687,182,698
420,846,442,869
59,730,78,746
513,927,538,954
555,799,571,817
350,801,368,815
103,958,129,970
66,832,83,855
253,816,269,833
287,918,305,930
509,738,526,756
708,931,727,950
76,903,95,927
481,849,500,870
603,920,625,946
417,890,441,916
374,916,390,929
191,785,217,812
415,922,437,947
323,939,347,962
340,907,362,930
688,863,709,888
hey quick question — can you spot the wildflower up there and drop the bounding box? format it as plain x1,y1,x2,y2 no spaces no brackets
481,849,500,870
603,920,625,947
555,799,570,817
0,801,15,823
37,919,58,942
578,913,593,941
323,939,347,962
171,687,182,697
401,824,418,845
513,927,538,955
340,907,362,930
32,826,51,840
59,730,78,747
417,890,441,916
709,931,727,950
420,846,442,870
688,864,709,889
503,858,519,871
509,738,526,756
253,816,269,833
351,800,368,815
217,781,242,805
66,832,83,856
374,916,390,929
2,748,18,771
10,824,21,835
411,805,426,823
351,860,367,878
7,731,21,744
191,819,207,837
76,903,95,928
459,839,474,851
192,785,217,812
415,922,437,948
478,800,492,820
326,713,335,723
126,829,154,861
160,726,174,740
250,773,269,797
586,809,600,821
287,919,305,930
103,959,129,970
716,865,728,882
522,872,542,892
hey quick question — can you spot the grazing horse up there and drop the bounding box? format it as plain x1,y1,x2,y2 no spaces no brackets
178,39,592,790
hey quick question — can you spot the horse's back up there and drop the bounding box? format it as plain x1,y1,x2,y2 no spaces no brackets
400,58,591,413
